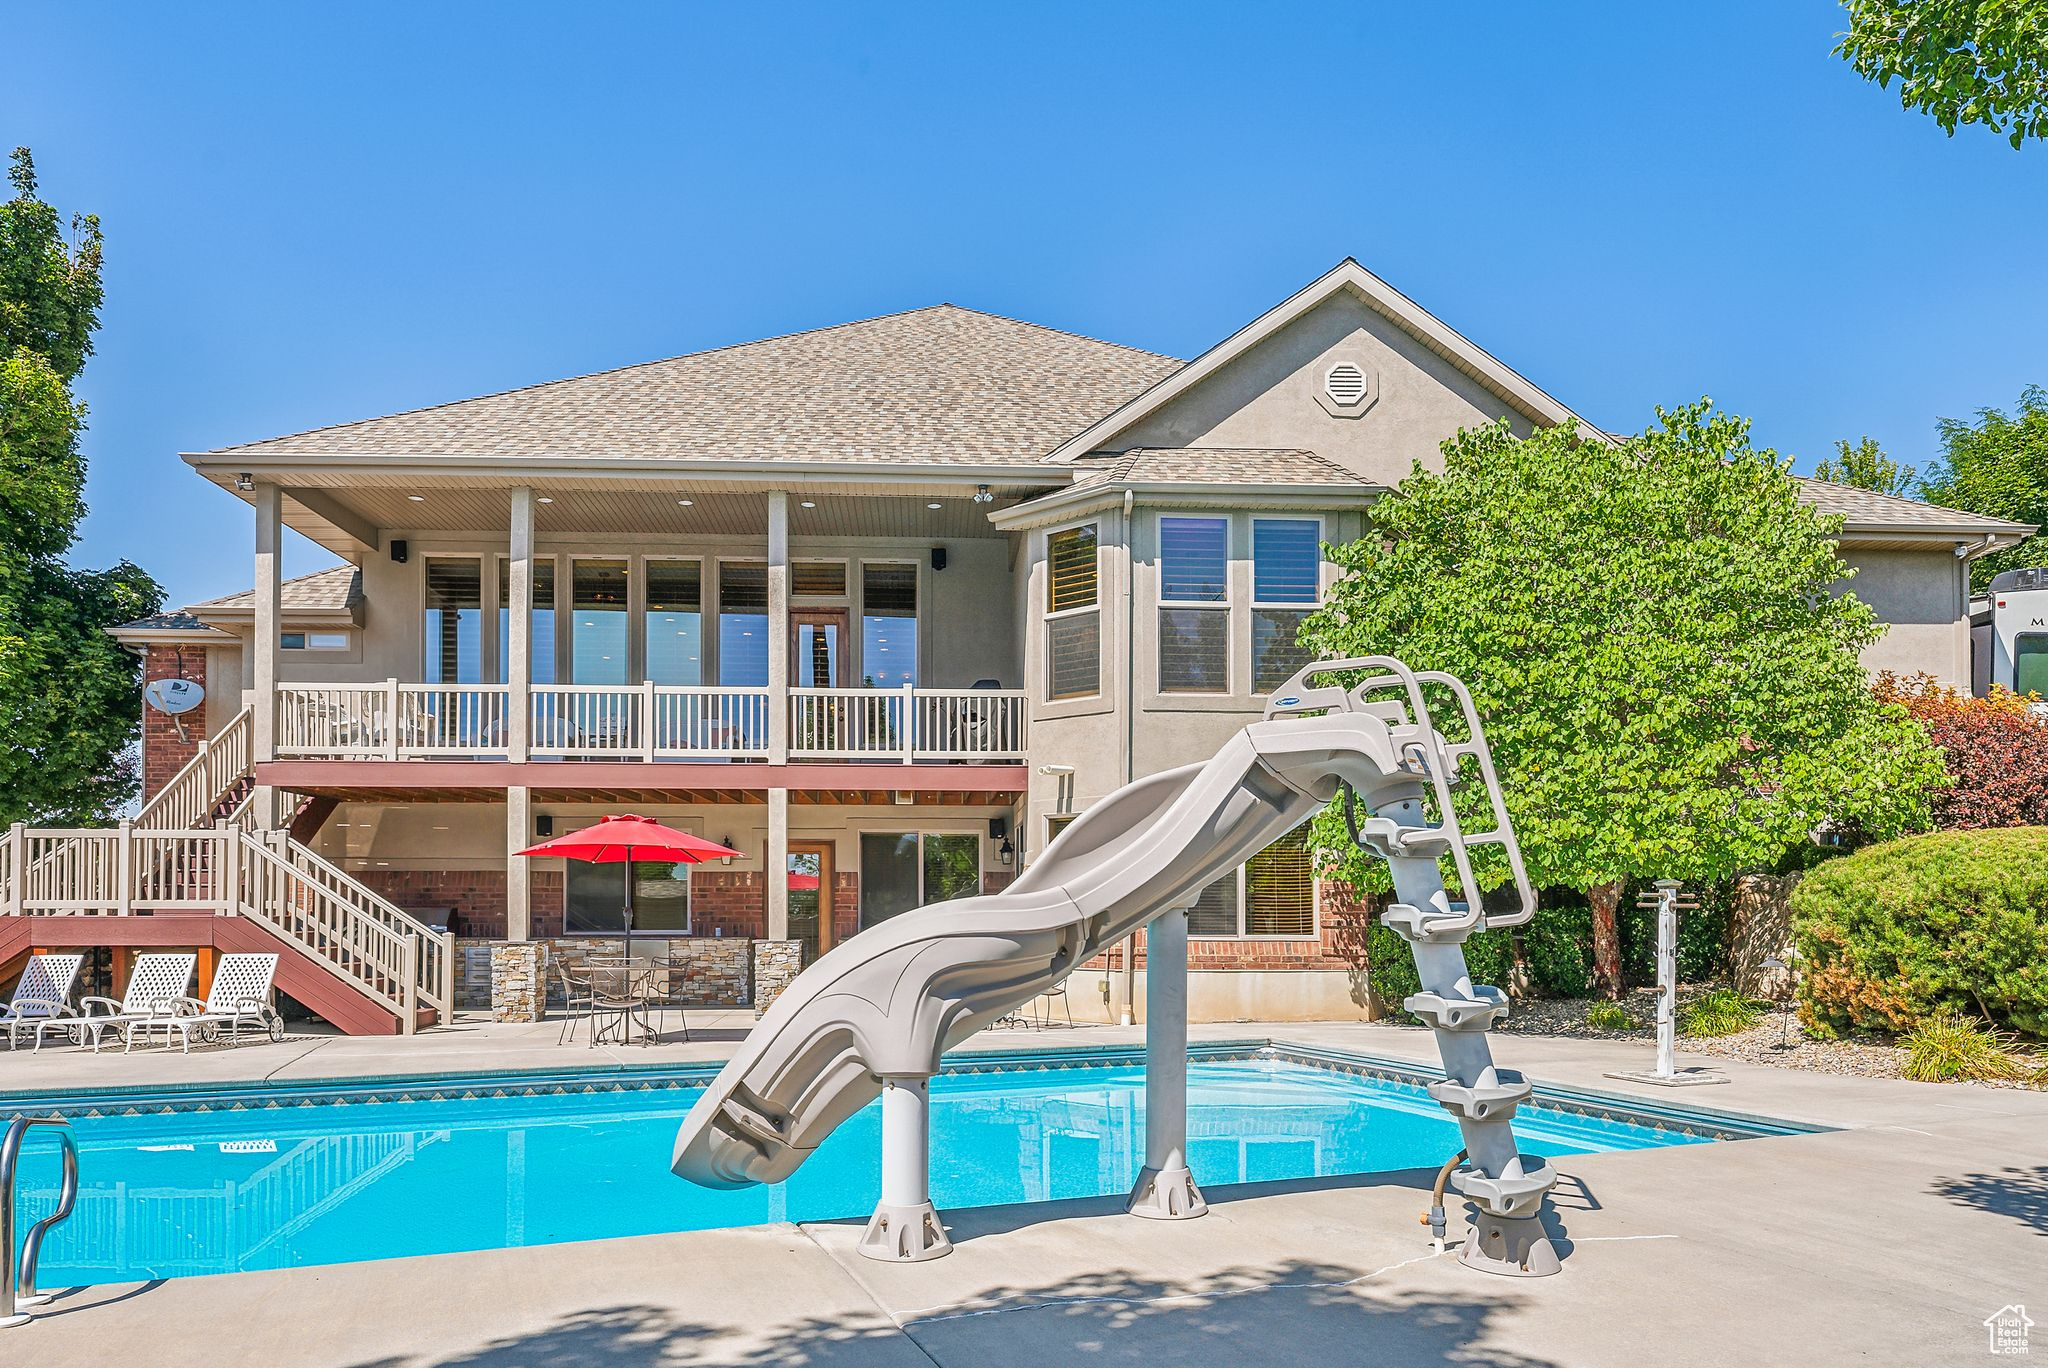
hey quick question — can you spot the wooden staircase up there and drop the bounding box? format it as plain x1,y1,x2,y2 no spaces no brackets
0,710,453,1035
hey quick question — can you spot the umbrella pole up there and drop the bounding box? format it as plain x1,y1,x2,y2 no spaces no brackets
623,843,635,960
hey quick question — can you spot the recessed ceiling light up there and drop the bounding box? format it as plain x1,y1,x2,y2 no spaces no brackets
677,499,694,507
800,500,817,509
927,502,943,510
407,494,425,502
537,496,555,505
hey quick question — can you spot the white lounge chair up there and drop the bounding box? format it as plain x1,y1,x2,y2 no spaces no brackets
125,953,282,1053
35,952,195,1052
1,953,85,1050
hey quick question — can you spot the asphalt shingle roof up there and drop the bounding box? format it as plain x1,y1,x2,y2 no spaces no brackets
1797,479,2034,534
112,610,209,633
202,306,1182,466
190,566,362,614
1071,448,1372,487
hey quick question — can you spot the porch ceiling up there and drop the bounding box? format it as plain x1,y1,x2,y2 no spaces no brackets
262,759,1028,804
235,477,1057,555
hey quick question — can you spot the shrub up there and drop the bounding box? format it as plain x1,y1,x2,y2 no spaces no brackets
1681,988,1762,1037
1791,827,2048,1037
1366,924,1422,1017
1872,674,2048,830
1900,1013,2026,1083
1585,1000,1635,1032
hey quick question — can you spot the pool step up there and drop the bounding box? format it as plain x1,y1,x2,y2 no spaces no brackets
1450,1155,1556,1219
1404,987,1508,1032
1381,900,1477,945
1427,1071,1532,1123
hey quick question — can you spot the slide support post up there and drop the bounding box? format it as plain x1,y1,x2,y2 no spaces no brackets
859,1075,953,1261
1127,907,1205,1220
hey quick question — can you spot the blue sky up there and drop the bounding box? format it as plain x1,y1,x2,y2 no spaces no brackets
6,1,2045,609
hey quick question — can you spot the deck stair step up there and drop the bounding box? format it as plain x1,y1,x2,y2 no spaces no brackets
1381,901,1476,944
1450,1155,1555,1218
1404,986,1508,1032
1427,1072,1532,1122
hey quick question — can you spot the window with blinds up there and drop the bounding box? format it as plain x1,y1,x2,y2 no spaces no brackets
1186,831,1316,937
862,563,918,687
1046,524,1100,700
496,556,556,685
1252,519,1321,694
645,560,702,686
1245,829,1315,936
1159,516,1228,694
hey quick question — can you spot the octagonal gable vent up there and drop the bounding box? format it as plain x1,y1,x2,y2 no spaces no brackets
1325,363,1368,406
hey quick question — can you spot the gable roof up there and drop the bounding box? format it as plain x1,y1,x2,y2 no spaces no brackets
1042,259,1608,464
189,565,363,621
1797,479,2035,538
200,306,1181,468
1072,447,1372,488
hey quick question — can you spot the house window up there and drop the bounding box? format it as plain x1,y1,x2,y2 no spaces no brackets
1252,518,1321,694
861,563,918,687
1046,524,1100,700
645,560,703,686
424,558,482,684
1184,829,1316,938
859,831,981,928
495,557,557,684
718,563,769,686
564,859,689,936
570,558,630,684
1158,516,1229,693
280,631,349,651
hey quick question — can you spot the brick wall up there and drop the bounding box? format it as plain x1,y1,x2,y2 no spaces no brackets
1080,884,1378,975
141,644,204,800
356,868,565,940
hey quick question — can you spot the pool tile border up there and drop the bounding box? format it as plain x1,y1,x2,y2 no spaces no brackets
0,1038,1815,1141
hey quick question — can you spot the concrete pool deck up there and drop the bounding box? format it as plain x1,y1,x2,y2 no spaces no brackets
6,1018,2044,1366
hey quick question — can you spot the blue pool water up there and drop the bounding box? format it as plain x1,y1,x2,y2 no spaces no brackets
10,1055,1731,1286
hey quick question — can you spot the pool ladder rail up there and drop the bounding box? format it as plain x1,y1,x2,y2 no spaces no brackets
2,1114,79,1329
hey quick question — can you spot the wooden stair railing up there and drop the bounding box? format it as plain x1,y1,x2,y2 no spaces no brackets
137,706,254,831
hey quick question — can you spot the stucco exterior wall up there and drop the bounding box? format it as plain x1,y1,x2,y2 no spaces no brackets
1838,546,1972,686
1109,291,1535,484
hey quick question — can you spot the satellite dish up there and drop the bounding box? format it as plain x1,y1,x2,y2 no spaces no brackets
144,677,206,716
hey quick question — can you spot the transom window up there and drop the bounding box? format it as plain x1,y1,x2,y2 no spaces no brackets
1158,516,1229,694
1046,524,1101,700
1186,829,1317,938
280,631,349,651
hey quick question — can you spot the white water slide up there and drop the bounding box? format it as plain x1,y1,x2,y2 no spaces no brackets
673,658,1562,1276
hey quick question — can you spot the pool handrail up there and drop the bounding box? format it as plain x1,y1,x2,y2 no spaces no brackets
1,1113,79,1329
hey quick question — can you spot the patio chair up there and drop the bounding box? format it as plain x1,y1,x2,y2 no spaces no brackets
1,953,85,1051
125,953,282,1053
34,952,196,1053
554,958,595,1046
1029,975,1075,1028
646,958,693,1043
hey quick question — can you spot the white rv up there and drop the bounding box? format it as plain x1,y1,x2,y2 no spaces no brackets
1989,567,2048,698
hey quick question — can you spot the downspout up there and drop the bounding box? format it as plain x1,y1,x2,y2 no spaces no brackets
1120,488,1138,1026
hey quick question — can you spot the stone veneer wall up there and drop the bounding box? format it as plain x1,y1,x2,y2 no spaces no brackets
751,940,805,1016
491,943,544,1022
454,935,779,1012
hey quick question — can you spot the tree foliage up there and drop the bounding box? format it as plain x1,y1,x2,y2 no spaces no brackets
1872,672,2048,828
1836,0,2048,148
1300,403,1943,993
1918,384,2048,591
0,148,161,827
1814,435,1918,497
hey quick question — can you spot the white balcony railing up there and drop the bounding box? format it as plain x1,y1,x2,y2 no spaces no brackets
274,682,1025,762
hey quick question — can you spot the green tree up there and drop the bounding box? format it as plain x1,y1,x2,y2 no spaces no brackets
1300,403,1942,997
0,148,162,826
1815,436,1918,497
1919,384,2048,591
1837,0,2048,148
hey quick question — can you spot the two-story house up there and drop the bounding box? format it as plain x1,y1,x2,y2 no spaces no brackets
28,259,2024,1033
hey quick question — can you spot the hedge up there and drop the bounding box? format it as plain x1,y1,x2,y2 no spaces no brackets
1790,827,2048,1038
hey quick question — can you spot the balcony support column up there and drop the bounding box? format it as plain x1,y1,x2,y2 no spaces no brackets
506,486,533,763
766,490,790,764
251,482,282,830
766,786,789,942
506,785,532,942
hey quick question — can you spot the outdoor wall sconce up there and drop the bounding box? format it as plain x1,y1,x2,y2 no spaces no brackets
718,838,737,866
998,836,1014,866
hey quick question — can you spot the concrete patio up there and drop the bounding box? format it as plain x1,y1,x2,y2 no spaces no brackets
5,1020,2043,1366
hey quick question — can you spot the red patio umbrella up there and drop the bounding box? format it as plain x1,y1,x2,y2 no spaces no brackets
516,814,741,943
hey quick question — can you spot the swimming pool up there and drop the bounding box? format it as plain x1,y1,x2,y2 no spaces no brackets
4,1044,1797,1286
